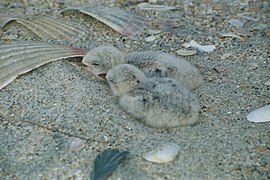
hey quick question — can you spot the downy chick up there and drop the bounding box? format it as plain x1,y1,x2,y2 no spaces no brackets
106,64,200,128
82,46,203,90
82,46,124,79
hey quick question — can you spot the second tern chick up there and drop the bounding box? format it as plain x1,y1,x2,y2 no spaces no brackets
106,64,200,128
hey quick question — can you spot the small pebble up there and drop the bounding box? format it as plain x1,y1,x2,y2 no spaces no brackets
221,52,232,59
265,30,270,37
67,168,81,177
2,34,19,40
228,19,243,27
232,28,251,37
253,24,268,31
70,138,86,152
248,63,259,70
145,35,157,42
264,80,270,86
255,146,268,152
148,29,161,35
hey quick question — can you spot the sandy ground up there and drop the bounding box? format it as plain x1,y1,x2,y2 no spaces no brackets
0,0,269,179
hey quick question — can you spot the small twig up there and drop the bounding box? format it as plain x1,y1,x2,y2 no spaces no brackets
0,115,89,141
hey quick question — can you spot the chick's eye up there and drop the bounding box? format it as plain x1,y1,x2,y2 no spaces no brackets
106,75,114,83
92,62,100,67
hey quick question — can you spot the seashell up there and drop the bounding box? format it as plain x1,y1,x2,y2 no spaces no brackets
182,43,191,48
143,143,180,163
1,17,88,41
228,19,243,27
67,168,81,177
90,149,129,180
0,12,25,28
232,28,251,37
264,80,270,86
253,24,268,31
145,35,157,42
184,40,215,53
238,15,259,22
154,18,183,32
137,3,180,11
61,6,148,40
176,49,196,56
0,18,10,29
220,32,245,41
148,29,161,35
70,138,86,152
221,52,233,59
246,105,270,123
0,42,86,90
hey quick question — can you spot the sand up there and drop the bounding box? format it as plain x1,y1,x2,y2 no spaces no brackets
0,0,269,179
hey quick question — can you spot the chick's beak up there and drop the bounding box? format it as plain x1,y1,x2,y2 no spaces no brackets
97,73,107,80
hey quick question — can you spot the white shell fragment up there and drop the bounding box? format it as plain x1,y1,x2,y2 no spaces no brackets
61,6,148,39
70,138,86,152
0,42,86,90
264,80,270,86
228,19,243,27
67,168,82,177
145,35,157,42
183,40,215,53
220,32,245,41
137,3,179,11
176,49,196,56
148,29,161,35
143,143,180,163
247,105,270,123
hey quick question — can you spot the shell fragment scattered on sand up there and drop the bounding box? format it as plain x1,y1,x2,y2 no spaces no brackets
67,168,82,177
70,138,86,152
0,42,86,90
220,32,245,41
154,18,183,32
183,40,215,53
232,28,251,37
61,6,148,39
264,80,270,86
143,143,180,163
228,19,243,27
137,3,180,11
145,35,157,42
253,24,268,31
90,149,129,180
148,29,161,35
1,17,88,41
176,49,197,56
247,105,270,123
